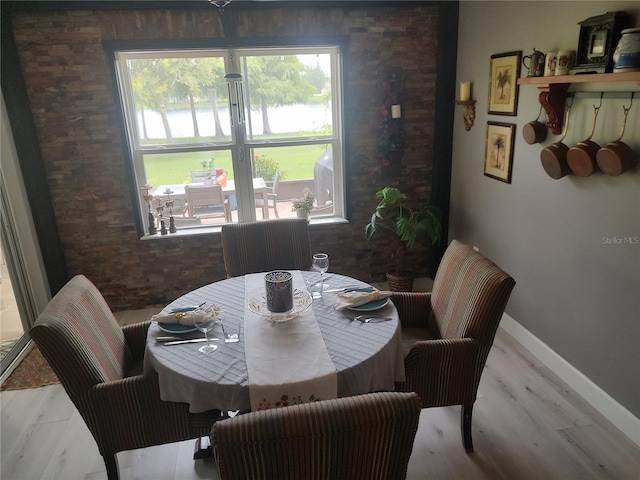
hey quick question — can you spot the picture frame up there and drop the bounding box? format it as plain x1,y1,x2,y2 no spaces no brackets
488,51,521,116
484,122,515,183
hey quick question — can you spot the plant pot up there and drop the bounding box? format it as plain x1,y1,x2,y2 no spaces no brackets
386,272,414,292
295,209,309,220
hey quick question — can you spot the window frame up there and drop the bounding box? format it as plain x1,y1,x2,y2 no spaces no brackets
111,41,347,238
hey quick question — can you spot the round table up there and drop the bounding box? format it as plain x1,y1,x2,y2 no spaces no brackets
143,271,405,413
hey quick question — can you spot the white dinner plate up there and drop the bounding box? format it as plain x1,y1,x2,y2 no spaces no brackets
346,287,390,312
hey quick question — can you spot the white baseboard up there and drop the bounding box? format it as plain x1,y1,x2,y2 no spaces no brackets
499,313,640,448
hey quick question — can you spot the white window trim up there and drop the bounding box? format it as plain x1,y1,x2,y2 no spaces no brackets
114,45,346,238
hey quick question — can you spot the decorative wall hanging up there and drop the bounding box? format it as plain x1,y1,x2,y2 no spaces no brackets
379,67,404,176
488,51,521,116
484,122,515,183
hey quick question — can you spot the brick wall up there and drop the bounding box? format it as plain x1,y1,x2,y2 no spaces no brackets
11,4,441,310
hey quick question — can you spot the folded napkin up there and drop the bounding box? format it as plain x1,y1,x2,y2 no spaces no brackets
151,305,220,326
333,290,392,310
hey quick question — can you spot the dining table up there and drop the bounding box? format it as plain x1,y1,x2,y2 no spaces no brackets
143,270,405,415
151,177,271,219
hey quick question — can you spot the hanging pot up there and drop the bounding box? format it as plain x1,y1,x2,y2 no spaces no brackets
596,100,638,176
567,101,602,177
540,104,572,179
523,105,548,144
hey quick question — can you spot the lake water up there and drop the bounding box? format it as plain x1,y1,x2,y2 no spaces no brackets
137,103,331,140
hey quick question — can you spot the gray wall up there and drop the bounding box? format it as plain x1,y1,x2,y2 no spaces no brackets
452,1,639,417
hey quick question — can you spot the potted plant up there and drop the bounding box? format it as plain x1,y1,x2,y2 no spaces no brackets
365,186,442,291
291,188,315,220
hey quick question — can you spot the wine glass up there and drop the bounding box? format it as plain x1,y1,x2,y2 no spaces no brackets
312,253,329,296
193,312,218,354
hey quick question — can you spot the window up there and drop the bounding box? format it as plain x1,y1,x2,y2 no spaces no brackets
114,46,345,236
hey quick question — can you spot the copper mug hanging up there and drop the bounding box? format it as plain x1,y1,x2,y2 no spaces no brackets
567,98,602,177
596,96,638,176
540,103,573,179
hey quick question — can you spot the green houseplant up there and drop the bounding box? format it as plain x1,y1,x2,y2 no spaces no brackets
365,186,442,291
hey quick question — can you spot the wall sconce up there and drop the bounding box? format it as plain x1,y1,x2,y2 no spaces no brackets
455,81,476,131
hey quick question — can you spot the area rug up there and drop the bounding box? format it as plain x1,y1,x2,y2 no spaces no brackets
1,346,59,391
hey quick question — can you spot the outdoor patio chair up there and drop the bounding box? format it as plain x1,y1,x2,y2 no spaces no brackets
184,184,231,221
254,171,280,218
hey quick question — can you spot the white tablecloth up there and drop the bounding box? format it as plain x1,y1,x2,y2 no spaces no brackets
143,271,404,413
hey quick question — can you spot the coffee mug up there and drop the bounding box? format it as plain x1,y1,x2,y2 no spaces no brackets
544,52,557,76
265,271,293,313
555,50,576,76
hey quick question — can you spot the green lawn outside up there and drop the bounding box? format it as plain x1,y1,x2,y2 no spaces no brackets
144,142,330,186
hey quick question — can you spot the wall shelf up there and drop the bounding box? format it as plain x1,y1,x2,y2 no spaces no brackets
517,72,640,134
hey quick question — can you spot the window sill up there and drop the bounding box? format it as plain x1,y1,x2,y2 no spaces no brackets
139,216,349,240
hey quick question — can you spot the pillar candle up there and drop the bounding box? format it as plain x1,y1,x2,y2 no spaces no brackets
460,81,471,102
391,104,402,119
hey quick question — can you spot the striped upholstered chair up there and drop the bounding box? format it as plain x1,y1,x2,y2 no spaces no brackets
29,275,222,480
221,218,312,277
390,239,516,453
210,391,421,480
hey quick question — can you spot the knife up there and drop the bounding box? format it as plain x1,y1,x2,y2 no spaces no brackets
322,286,369,294
161,338,219,346
169,302,206,313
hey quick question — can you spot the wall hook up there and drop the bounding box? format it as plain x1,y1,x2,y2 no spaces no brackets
593,92,603,111
622,92,634,112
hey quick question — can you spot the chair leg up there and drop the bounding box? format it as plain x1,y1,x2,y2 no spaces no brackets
103,454,120,480
461,403,474,453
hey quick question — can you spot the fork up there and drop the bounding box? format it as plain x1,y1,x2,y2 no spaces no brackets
354,315,391,323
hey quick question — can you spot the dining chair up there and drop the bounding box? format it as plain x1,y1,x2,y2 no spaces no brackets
254,170,280,218
210,391,421,480
184,184,231,221
29,275,223,480
390,239,516,453
221,218,312,277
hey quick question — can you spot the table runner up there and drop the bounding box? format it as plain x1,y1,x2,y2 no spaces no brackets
244,271,337,410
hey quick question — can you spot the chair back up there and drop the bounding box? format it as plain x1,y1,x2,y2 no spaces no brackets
271,171,281,194
211,391,421,480
221,218,312,277
430,240,515,346
29,275,132,399
185,184,226,216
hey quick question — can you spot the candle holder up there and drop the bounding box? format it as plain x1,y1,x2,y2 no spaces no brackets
455,100,476,131
141,185,157,235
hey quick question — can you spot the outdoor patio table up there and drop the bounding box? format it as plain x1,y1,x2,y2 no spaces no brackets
151,177,271,219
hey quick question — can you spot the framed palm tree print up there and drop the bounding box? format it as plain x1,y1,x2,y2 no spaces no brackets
488,51,521,115
484,122,515,183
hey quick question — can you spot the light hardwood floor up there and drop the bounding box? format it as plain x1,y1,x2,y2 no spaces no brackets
1,319,639,479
